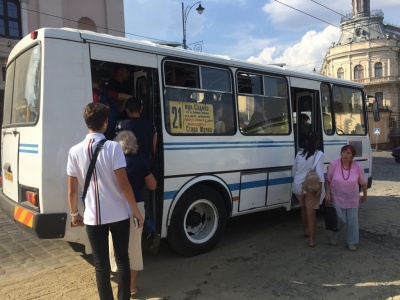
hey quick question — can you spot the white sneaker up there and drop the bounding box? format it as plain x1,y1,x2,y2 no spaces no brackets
348,244,357,251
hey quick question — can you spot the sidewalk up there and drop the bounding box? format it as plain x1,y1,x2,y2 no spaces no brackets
358,150,400,239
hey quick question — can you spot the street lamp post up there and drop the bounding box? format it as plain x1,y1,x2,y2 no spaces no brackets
182,2,205,50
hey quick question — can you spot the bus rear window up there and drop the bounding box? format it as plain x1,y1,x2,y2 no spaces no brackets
4,45,41,126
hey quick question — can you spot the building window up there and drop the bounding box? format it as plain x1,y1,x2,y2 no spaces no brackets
337,67,344,79
77,17,97,32
375,62,382,77
375,92,383,106
354,65,364,80
0,0,21,38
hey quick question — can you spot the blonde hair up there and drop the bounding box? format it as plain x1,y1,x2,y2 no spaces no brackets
114,130,139,154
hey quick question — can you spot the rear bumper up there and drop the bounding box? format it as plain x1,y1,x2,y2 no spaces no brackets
0,191,67,239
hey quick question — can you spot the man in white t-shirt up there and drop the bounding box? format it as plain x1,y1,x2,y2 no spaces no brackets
67,102,143,299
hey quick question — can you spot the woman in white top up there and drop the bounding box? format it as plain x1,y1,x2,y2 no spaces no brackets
292,132,324,247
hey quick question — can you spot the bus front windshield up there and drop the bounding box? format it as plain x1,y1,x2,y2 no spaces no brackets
3,45,41,126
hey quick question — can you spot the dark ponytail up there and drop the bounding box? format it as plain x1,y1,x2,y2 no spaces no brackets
301,132,319,160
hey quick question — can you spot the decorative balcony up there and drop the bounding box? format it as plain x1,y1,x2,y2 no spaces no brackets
340,9,384,23
353,76,400,85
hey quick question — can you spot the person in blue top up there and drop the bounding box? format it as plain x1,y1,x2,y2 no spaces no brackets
109,130,156,297
115,97,158,238
115,97,157,164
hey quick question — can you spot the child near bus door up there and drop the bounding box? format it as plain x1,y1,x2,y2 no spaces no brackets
109,130,156,297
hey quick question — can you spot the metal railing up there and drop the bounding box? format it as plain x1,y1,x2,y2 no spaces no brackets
340,9,384,23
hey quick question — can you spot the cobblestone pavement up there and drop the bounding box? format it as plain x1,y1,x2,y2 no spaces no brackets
0,210,88,280
359,150,400,238
0,150,398,281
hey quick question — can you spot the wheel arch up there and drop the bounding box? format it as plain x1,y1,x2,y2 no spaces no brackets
166,175,232,227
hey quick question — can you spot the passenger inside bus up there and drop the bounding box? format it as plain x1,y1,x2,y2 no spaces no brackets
244,111,265,134
213,102,225,134
92,70,122,140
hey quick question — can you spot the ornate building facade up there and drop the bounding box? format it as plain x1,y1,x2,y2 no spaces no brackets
321,0,400,148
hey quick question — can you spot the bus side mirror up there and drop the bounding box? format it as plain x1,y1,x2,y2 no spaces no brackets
367,95,380,122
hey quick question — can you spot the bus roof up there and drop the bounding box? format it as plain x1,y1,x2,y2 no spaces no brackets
9,27,363,89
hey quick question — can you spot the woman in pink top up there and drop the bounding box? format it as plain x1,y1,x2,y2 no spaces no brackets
325,145,367,251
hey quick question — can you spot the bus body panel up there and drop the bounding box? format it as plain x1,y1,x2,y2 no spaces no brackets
90,44,158,68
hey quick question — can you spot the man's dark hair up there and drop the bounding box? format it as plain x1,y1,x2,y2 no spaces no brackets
83,103,109,130
125,97,142,113
301,132,320,159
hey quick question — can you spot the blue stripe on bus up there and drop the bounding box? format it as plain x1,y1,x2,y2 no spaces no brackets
165,141,294,150
164,140,350,150
163,168,370,201
164,176,293,200
19,144,39,154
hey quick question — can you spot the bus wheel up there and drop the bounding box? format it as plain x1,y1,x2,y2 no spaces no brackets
168,185,228,256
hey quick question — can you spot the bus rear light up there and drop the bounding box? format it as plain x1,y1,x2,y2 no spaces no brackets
25,191,38,206
30,31,38,40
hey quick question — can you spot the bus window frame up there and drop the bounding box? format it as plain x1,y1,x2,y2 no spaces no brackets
3,43,41,128
162,59,235,136
237,70,290,136
332,84,367,136
321,82,334,136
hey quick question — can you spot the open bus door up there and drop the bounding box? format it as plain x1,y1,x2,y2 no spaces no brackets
292,88,323,153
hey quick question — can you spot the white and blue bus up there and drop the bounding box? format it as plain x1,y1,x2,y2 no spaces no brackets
0,28,376,256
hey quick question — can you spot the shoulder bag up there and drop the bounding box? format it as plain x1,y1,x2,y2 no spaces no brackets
81,139,107,206
302,151,320,193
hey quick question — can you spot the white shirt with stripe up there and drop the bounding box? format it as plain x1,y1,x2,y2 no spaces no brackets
67,133,131,225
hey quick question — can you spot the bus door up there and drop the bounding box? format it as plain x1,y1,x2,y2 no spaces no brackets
289,78,323,152
135,67,163,233
2,131,20,202
89,42,163,232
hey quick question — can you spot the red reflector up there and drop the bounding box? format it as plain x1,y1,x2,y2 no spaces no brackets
26,191,38,206
30,31,38,40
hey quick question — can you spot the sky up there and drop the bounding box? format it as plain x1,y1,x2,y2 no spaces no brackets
123,0,400,73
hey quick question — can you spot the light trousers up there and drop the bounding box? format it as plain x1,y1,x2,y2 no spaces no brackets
332,205,359,246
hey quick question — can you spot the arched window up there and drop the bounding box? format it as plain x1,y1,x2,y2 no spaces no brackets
337,67,344,79
0,0,21,38
375,62,382,77
354,65,364,80
77,17,97,32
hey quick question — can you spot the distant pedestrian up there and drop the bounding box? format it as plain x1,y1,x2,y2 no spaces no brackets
325,144,367,251
67,102,143,300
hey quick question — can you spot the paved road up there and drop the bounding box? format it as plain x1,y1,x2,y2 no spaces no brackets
0,150,398,282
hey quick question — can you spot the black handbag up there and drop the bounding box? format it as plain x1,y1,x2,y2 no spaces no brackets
325,205,338,232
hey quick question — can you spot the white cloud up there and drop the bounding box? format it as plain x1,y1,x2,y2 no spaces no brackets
248,25,340,72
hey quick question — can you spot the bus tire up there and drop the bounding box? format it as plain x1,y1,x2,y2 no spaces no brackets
167,185,228,256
